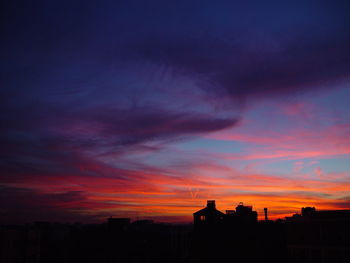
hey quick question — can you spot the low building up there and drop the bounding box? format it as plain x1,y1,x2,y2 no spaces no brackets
286,207,350,263
193,200,224,227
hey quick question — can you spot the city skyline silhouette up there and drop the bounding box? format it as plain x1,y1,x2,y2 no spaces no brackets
1,200,350,263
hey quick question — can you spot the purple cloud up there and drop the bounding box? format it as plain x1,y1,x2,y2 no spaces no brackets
128,33,350,103
0,186,106,224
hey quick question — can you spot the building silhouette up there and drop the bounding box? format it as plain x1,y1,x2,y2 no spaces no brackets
191,200,261,263
286,207,350,263
192,201,350,263
1,201,349,263
193,200,224,227
229,201,258,223
193,200,257,227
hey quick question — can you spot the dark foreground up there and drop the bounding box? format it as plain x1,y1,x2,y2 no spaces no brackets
1,207,350,263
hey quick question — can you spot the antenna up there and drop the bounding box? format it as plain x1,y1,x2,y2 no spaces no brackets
264,208,268,221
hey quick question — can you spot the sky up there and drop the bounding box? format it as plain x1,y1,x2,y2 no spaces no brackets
1,0,350,223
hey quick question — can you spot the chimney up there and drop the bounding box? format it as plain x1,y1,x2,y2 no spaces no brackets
207,200,216,209
264,208,268,221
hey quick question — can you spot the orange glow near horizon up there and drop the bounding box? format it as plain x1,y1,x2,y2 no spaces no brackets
5,158,349,223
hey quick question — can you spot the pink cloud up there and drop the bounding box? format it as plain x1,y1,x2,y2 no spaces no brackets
2,157,349,222
205,122,350,161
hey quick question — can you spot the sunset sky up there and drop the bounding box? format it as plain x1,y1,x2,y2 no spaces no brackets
1,0,350,223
